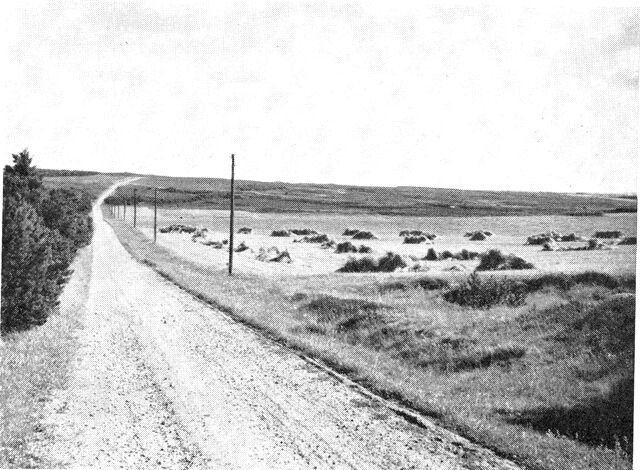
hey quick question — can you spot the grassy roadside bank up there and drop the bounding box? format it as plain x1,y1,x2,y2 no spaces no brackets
0,244,93,467
106,211,634,470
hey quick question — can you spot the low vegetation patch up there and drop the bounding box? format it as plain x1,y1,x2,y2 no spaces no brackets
335,241,358,253
337,252,407,273
443,273,528,308
342,228,360,236
159,224,198,234
476,249,534,271
400,230,437,240
237,227,252,234
594,230,623,239
290,228,318,236
270,229,291,237
296,233,330,243
234,242,250,252
522,271,635,293
468,231,487,240
527,231,583,245
301,295,385,329
379,277,450,293
352,230,378,240
618,236,636,245
403,235,429,244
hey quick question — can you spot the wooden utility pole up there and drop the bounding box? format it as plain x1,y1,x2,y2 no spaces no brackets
123,198,127,221
228,154,235,275
154,188,158,243
133,189,137,228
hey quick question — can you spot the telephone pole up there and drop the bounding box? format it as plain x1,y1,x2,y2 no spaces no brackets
133,189,137,228
154,188,158,243
228,154,235,276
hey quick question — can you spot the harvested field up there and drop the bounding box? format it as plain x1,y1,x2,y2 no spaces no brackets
125,206,636,276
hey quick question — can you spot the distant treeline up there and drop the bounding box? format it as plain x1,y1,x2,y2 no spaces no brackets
37,169,101,177
2,150,94,334
38,169,141,177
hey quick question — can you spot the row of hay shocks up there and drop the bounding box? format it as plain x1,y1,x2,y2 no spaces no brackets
107,154,238,275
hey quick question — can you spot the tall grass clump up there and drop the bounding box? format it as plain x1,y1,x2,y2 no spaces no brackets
476,249,534,271
522,271,636,293
301,295,384,327
443,273,528,308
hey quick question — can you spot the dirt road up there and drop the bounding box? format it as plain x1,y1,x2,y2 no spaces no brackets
34,182,522,469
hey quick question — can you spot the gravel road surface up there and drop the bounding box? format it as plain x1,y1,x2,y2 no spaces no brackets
33,181,522,469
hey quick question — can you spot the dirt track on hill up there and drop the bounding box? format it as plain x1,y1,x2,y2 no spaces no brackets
31,181,522,469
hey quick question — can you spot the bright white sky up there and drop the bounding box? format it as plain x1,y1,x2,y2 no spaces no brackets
3,1,639,193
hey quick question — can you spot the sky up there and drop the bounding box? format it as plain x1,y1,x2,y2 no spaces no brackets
3,1,639,193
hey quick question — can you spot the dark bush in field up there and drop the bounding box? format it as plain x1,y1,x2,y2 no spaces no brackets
234,242,250,252
443,273,528,308
424,248,439,261
560,233,580,242
342,228,360,236
335,241,358,253
457,249,479,260
270,229,291,237
403,235,428,244
400,230,436,239
160,224,198,234
476,249,534,271
2,150,94,333
237,227,252,234
358,245,373,254
594,230,623,239
352,230,378,240
619,236,636,245
440,250,454,259
290,228,318,236
297,233,330,243
469,232,487,241
337,252,407,273
377,252,407,272
338,257,378,273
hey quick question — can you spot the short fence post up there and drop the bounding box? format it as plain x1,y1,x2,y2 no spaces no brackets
133,189,137,228
154,188,157,243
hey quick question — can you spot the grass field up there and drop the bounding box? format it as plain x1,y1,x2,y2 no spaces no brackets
104,174,637,217
105,202,635,470
41,174,129,200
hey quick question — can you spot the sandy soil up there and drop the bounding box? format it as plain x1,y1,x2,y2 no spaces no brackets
29,190,527,468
